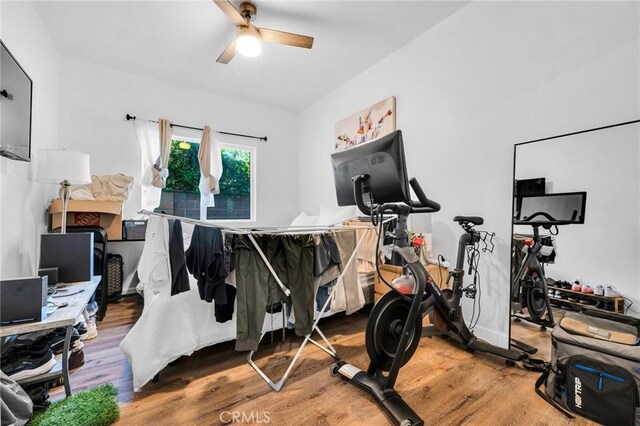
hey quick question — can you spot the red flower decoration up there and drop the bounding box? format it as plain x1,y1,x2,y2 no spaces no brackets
412,236,425,247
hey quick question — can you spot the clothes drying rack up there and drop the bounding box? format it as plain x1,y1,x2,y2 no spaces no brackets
138,210,392,392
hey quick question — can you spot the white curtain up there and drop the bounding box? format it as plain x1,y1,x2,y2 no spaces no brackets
198,127,224,219
134,120,162,211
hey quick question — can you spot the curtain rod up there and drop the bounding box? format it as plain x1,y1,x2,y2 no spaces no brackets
125,114,267,142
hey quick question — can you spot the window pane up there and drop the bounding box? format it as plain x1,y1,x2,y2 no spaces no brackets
155,142,253,221
207,147,252,220
156,139,201,219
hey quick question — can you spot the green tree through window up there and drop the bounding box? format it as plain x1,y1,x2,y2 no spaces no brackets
160,139,253,220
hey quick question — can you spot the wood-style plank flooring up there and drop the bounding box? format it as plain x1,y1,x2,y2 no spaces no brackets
51,297,593,425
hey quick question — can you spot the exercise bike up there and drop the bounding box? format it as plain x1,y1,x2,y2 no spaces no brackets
511,212,559,330
331,174,532,426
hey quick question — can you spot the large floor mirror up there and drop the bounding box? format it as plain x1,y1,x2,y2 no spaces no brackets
509,120,640,349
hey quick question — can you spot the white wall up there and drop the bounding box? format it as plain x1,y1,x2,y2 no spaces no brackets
515,122,640,317
296,1,640,346
0,1,60,279
57,56,300,227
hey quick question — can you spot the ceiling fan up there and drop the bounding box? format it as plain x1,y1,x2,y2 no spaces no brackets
213,0,314,64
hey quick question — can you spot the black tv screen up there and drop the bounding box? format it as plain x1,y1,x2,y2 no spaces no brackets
331,130,410,206
1,39,33,162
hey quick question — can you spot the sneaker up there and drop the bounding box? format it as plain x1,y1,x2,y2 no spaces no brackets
568,295,579,303
559,281,573,290
77,323,89,341
44,329,81,355
571,283,582,292
86,302,99,317
84,317,98,340
595,301,605,309
594,285,604,296
581,285,594,294
604,285,621,298
1,352,56,381
69,350,85,370
25,386,50,411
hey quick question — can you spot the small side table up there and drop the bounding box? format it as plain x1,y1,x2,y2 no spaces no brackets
0,276,100,397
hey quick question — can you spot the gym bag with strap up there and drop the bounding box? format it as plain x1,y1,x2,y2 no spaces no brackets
536,310,640,425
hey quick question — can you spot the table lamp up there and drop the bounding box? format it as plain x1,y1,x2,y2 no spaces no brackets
36,149,92,233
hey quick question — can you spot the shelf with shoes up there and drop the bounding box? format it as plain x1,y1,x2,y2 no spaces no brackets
548,285,625,314
0,277,100,398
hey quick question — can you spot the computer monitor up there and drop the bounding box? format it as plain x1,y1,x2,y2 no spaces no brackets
514,192,587,225
331,130,409,206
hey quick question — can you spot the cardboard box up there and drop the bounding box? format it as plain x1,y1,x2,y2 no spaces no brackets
373,263,448,298
49,199,124,241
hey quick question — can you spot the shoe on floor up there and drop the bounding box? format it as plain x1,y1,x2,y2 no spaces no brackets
84,317,98,341
69,349,85,370
25,385,50,411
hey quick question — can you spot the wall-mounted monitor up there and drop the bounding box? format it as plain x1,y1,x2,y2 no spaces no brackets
514,192,587,225
1,39,33,162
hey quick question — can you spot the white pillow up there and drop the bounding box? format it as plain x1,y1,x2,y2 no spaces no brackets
290,211,318,227
317,206,359,226
316,207,337,226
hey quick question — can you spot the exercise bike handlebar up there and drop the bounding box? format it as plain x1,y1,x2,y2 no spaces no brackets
513,210,576,226
352,174,441,216
407,177,441,212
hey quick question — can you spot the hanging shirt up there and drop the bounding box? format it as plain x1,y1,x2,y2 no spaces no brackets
167,219,190,296
185,225,228,304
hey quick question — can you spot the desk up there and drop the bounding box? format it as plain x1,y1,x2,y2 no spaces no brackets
1,276,100,397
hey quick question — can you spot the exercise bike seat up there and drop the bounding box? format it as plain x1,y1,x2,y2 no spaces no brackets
453,216,484,226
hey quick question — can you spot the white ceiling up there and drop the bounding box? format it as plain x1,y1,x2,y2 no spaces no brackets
33,1,468,111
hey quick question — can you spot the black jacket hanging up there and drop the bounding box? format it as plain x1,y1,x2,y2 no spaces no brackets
185,225,228,303
167,219,190,296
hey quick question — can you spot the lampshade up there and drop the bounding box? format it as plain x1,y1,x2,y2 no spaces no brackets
36,149,92,184
236,25,262,58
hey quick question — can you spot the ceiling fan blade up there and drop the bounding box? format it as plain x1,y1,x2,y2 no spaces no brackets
216,39,236,64
213,0,247,27
258,27,314,49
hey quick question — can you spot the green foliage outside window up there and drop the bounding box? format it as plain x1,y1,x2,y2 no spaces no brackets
165,140,200,192
165,140,251,197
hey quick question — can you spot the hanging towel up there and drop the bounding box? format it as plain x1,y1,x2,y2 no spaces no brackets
198,126,224,209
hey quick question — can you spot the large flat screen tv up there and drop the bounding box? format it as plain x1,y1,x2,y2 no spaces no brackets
1,39,33,162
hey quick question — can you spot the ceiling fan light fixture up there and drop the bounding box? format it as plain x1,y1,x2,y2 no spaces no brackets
236,25,261,58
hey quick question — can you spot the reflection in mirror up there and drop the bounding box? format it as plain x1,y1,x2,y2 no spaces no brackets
510,121,640,348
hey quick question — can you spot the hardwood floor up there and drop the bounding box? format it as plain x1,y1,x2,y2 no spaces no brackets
51,297,593,425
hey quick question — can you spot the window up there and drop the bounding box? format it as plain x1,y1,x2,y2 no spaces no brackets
156,137,256,221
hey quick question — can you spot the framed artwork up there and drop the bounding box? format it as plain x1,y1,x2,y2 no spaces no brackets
334,96,396,151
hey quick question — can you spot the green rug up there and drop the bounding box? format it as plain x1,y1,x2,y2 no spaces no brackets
29,384,120,426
